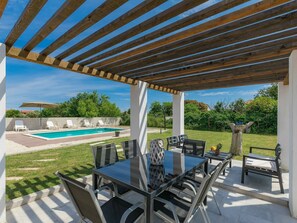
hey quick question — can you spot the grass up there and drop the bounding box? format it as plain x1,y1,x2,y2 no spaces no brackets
6,129,276,200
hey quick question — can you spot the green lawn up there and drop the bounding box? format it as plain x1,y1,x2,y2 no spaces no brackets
6,129,276,200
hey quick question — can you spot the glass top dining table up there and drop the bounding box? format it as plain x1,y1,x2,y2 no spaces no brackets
93,151,208,223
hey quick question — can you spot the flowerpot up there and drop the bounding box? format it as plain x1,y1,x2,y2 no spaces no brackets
115,131,120,137
150,139,165,165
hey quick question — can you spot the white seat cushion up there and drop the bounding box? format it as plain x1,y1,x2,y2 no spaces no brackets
246,153,277,172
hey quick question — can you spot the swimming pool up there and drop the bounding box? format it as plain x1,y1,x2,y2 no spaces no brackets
31,128,122,140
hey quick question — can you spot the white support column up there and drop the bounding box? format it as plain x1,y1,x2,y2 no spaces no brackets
130,81,148,154
289,50,297,218
172,92,184,136
0,43,6,223
278,82,289,170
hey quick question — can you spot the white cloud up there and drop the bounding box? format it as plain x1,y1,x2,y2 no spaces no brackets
112,92,130,96
238,90,258,96
198,91,231,97
6,70,123,109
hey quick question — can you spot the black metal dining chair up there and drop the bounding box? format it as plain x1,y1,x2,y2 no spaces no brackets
178,134,188,147
56,172,144,223
182,139,206,157
91,143,129,196
121,139,141,159
177,160,230,216
166,136,180,150
153,163,221,223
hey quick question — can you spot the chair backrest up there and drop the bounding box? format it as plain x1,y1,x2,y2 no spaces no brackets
209,159,230,179
275,143,281,159
84,120,90,125
185,162,223,222
166,136,179,149
15,120,24,126
91,143,119,169
47,121,54,127
178,134,188,144
182,139,206,157
121,139,141,159
67,120,73,127
56,172,105,223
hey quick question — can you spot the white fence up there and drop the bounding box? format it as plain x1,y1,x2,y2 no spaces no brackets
6,117,121,131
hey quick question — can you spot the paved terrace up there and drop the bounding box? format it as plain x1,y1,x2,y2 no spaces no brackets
6,160,295,223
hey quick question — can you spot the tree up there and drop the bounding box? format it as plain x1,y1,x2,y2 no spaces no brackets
255,83,278,100
213,101,227,113
149,102,172,129
185,100,208,112
6,109,22,118
229,98,245,113
98,95,121,117
246,97,277,134
41,92,121,117
120,109,130,125
77,98,98,118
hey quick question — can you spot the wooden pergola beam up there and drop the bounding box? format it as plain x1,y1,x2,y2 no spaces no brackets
0,0,8,18
92,0,289,68
5,0,47,47
6,46,133,83
5,47,178,94
82,0,247,67
79,0,246,66
23,0,85,51
41,0,127,56
177,73,287,91
140,42,295,82
56,0,166,60
163,68,288,88
123,28,297,78
70,0,209,64
108,1,297,74
157,59,288,87
284,74,289,85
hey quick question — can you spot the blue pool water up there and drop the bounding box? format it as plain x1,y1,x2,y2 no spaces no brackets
31,128,122,140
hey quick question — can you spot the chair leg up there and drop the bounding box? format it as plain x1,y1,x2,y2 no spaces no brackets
278,171,284,194
241,167,245,184
199,206,208,223
211,188,222,215
202,204,211,223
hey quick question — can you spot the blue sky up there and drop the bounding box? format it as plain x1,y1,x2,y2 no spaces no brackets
1,0,268,111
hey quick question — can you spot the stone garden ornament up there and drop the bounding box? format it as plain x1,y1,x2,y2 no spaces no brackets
229,122,254,155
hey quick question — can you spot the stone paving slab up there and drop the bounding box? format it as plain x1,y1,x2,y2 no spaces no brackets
209,159,289,206
6,186,297,223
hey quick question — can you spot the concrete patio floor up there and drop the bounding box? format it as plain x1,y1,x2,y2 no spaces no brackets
6,184,296,223
5,159,295,223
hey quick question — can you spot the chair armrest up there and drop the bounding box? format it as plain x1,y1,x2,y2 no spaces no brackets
154,197,180,223
243,154,276,162
250,146,274,153
120,202,144,223
181,180,197,198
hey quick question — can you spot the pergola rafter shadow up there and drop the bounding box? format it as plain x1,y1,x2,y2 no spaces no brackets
0,0,293,94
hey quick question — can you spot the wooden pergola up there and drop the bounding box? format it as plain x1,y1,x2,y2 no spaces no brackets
0,0,294,93
1,0,297,222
